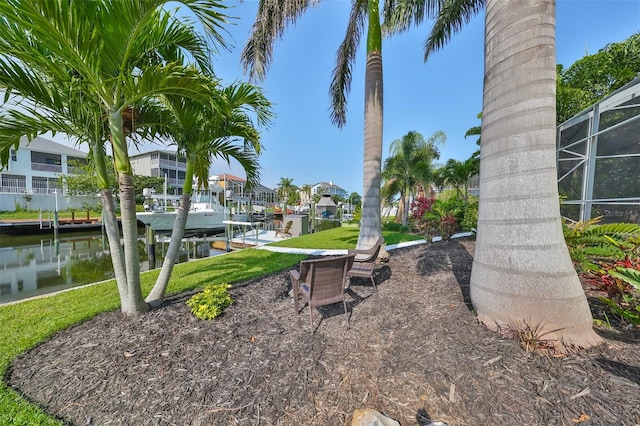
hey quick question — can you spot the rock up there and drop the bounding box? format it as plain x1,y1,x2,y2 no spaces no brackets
351,409,400,426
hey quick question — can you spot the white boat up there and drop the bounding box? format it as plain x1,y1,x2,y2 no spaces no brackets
137,190,228,232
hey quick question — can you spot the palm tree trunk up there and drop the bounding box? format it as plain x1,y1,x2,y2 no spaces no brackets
357,0,383,250
470,0,601,350
92,143,128,298
395,196,404,224
100,189,128,296
146,193,192,307
109,110,148,314
146,162,197,307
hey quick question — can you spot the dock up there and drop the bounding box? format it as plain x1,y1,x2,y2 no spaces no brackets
0,216,105,235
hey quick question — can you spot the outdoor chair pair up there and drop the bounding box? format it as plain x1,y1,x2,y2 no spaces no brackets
289,237,385,332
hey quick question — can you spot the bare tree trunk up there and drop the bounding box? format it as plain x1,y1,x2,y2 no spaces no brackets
470,0,601,350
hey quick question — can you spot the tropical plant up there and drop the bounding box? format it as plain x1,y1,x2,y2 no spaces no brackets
381,130,444,226
388,0,601,349
276,177,298,213
439,155,479,203
409,196,437,240
145,83,272,308
0,0,230,314
241,0,389,250
563,217,640,272
580,256,640,326
186,282,234,320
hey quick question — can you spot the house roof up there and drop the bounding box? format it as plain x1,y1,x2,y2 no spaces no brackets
313,181,345,191
316,194,337,207
19,136,87,158
211,173,246,183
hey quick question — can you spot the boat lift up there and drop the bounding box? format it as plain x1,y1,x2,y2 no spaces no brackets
222,220,262,250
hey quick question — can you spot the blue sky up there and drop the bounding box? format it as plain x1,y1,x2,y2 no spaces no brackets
49,1,640,194
200,0,640,195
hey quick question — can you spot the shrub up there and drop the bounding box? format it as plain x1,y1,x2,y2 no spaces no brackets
563,217,640,272
563,218,640,327
186,283,233,320
580,257,640,326
410,197,438,239
461,199,478,231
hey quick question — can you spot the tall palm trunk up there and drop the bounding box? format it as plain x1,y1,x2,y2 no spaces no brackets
470,0,600,349
357,0,383,250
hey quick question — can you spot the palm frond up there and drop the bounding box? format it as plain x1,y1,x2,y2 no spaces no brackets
425,0,485,61
241,0,317,82
382,0,440,35
329,0,367,128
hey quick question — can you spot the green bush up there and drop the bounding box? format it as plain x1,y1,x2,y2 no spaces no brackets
564,217,640,326
382,221,409,233
461,199,478,231
186,283,233,320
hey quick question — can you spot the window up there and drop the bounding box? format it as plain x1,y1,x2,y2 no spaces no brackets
10,149,16,162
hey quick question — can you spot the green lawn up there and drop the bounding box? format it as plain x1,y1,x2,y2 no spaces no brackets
0,226,421,425
268,225,423,249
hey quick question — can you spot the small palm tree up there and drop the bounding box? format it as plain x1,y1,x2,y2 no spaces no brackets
145,82,272,307
277,177,298,213
441,156,479,203
0,0,230,314
381,130,444,226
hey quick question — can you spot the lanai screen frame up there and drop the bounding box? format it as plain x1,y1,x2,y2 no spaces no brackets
556,76,640,224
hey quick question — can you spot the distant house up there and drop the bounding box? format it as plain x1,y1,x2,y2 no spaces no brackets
130,150,187,196
0,136,98,212
211,173,277,206
311,181,347,199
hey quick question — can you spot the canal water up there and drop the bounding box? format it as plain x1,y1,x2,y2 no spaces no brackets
0,229,229,305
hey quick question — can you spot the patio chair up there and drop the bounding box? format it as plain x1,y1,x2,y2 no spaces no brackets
275,220,293,238
346,236,385,292
289,254,355,332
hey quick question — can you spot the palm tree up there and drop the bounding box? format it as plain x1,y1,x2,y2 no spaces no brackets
389,0,601,349
381,130,444,225
145,82,272,307
299,184,312,209
276,177,297,213
0,0,230,314
440,156,479,203
241,0,386,249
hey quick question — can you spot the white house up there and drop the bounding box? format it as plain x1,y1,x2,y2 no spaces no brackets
310,181,348,199
0,136,99,212
130,149,188,196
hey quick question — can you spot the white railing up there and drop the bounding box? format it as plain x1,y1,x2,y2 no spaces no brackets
31,163,62,173
0,185,26,194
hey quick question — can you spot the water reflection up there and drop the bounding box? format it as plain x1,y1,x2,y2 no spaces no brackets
0,231,224,304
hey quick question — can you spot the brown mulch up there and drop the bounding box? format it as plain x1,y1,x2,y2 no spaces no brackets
6,238,640,425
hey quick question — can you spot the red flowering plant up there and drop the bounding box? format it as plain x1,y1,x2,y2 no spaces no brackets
579,256,640,326
410,197,437,240
410,197,459,241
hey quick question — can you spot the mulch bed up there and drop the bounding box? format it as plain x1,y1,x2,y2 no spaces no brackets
6,238,640,425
